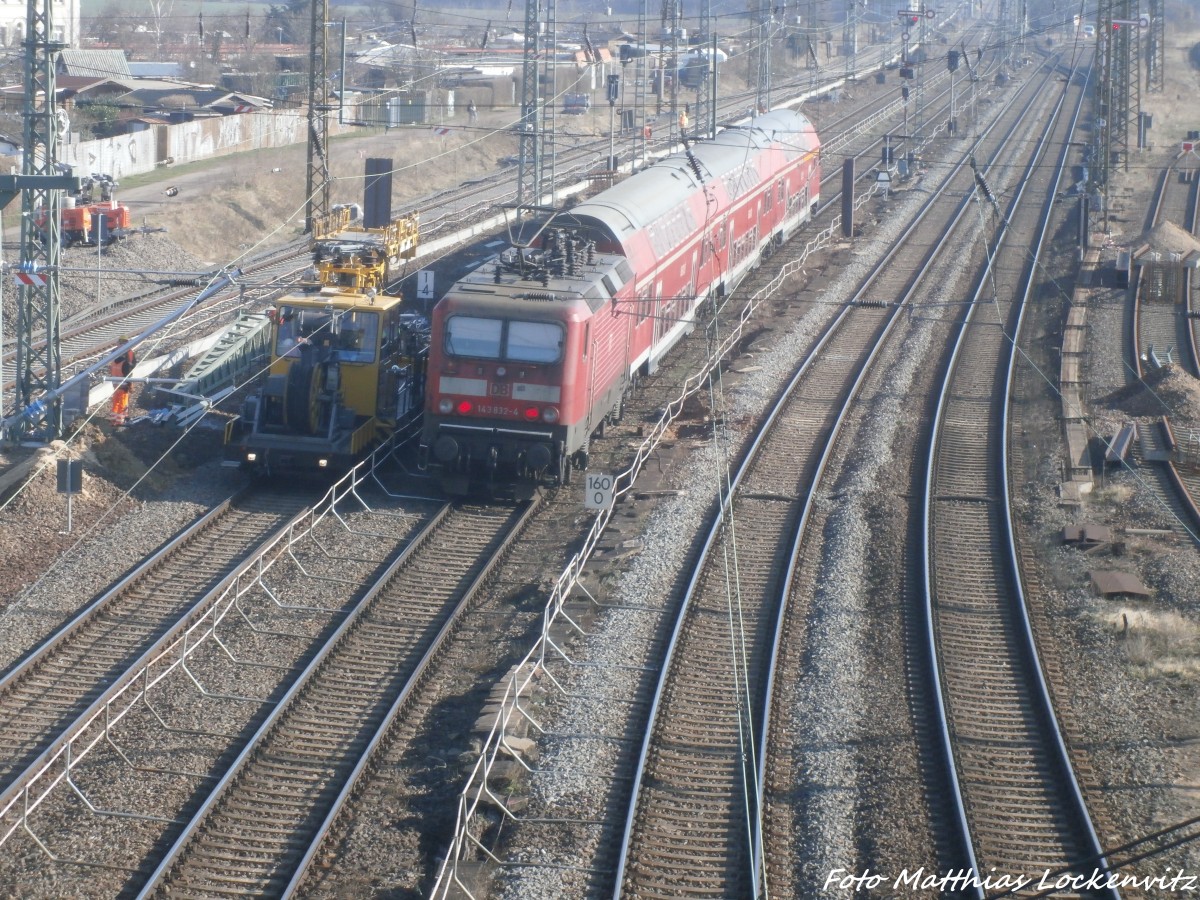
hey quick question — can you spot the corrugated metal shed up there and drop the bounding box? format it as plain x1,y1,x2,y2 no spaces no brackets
57,49,131,80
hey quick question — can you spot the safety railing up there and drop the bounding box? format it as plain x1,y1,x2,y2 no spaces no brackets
429,198,862,899
0,433,404,861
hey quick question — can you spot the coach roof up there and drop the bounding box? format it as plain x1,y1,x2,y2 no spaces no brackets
562,109,817,271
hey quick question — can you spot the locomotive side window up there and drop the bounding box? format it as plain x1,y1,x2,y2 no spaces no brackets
446,315,503,359
507,321,564,363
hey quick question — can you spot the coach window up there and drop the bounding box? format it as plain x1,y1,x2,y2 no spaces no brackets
506,320,564,363
445,315,502,358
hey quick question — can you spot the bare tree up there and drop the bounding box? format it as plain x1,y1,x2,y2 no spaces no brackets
145,0,175,56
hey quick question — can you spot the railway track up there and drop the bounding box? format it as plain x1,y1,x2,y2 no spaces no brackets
614,51,1078,900
0,16,985,426
0,488,313,796
138,499,535,897
0,17,1012,897
1123,163,1200,543
427,38,1072,900
0,455,434,892
0,444,563,896
1133,162,1200,377
922,49,1116,894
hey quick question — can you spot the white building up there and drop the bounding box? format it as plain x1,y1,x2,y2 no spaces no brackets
0,0,81,50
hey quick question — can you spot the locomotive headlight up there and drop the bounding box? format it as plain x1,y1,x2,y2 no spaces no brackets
438,398,453,414
246,452,257,462
542,407,559,423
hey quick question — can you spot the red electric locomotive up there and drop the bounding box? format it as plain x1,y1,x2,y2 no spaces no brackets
421,108,821,496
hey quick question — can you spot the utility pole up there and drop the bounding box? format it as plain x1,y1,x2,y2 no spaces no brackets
1098,0,1139,177
842,0,857,79
633,0,649,170
515,0,540,211
305,0,331,233
0,0,80,438
544,0,556,196
1093,0,1143,227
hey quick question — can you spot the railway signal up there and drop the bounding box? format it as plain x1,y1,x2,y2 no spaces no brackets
896,7,935,20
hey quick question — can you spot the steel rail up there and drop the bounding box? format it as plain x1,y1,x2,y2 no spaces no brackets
0,437,402,852
612,48,1061,899
920,51,1117,896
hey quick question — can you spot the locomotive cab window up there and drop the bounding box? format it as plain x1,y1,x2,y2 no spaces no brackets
445,316,503,359
445,316,564,363
333,311,379,364
276,309,379,364
276,307,379,363
505,321,563,363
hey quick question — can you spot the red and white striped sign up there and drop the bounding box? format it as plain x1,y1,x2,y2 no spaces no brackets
13,271,46,287
430,126,451,136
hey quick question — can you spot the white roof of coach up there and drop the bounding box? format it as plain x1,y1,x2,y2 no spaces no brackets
568,109,817,244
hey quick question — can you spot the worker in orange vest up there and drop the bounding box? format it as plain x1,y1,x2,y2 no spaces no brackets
110,342,136,425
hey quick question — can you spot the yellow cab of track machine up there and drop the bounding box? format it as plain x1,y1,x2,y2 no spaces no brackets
225,271,429,477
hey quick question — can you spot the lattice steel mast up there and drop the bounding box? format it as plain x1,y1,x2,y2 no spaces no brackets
752,0,772,111
1098,0,1137,178
515,0,542,209
305,0,331,233
693,0,714,139
13,0,69,435
632,0,649,169
542,0,556,198
660,0,680,141
1146,0,1164,93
